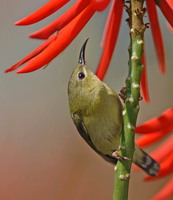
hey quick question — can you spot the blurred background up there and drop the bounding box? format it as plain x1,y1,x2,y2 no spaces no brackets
0,0,172,199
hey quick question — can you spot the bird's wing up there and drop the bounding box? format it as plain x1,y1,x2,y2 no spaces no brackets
72,113,101,153
71,113,118,165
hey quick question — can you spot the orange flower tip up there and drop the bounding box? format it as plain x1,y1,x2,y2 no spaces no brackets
29,32,49,40
4,69,9,73
16,68,31,74
5,68,11,73
144,100,150,103
161,70,165,75
159,62,166,74
16,70,29,74
140,87,150,103
143,96,150,103
5,63,21,73
160,67,166,75
14,19,29,26
16,66,32,74
16,70,24,74
5,69,14,73
14,21,22,26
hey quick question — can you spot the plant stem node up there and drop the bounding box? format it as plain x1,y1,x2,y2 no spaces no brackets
127,123,136,130
125,174,130,179
126,97,134,102
122,110,126,116
131,55,139,60
132,82,140,88
137,40,144,45
119,174,130,181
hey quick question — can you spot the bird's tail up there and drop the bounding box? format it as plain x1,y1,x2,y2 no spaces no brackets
133,145,160,177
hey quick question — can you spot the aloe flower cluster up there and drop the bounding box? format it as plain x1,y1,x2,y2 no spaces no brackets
5,0,173,199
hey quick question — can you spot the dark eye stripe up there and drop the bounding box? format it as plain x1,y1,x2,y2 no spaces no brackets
78,72,85,79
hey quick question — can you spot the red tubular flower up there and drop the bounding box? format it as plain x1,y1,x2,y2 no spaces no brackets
150,134,173,162
17,4,96,73
91,0,112,11
154,0,173,27
141,49,150,102
6,0,171,103
136,108,173,146
136,124,173,147
96,0,123,81
6,0,172,103
5,0,173,199
136,108,173,199
147,0,165,74
15,0,70,25
29,0,91,39
136,108,173,133
5,33,58,73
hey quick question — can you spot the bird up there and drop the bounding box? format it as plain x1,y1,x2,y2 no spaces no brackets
68,39,160,177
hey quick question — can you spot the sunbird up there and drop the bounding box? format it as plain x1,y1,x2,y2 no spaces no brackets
68,39,159,177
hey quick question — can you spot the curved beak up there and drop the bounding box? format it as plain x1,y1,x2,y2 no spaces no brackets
78,38,89,65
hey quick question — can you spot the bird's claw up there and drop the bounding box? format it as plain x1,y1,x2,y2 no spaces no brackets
119,86,143,102
112,149,131,161
119,87,127,103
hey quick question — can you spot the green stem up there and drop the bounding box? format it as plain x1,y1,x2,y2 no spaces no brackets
113,0,145,199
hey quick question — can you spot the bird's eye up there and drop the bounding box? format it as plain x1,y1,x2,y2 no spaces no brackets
78,72,85,80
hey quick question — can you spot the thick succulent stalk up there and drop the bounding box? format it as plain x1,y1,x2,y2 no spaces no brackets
113,0,145,199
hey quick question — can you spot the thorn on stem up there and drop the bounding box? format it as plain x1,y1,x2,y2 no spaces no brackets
139,96,143,101
119,87,129,103
125,0,130,3
124,5,130,13
145,23,150,29
134,8,143,16
142,7,147,15
125,18,130,25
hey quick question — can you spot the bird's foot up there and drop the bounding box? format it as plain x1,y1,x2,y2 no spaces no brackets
119,87,143,102
119,87,127,103
112,147,131,161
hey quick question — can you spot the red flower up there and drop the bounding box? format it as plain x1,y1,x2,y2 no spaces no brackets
136,108,173,146
5,0,173,102
136,107,173,200
5,0,173,199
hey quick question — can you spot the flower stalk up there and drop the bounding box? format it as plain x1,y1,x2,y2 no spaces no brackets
113,0,145,199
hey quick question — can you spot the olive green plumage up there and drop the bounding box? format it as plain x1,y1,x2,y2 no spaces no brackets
68,40,159,177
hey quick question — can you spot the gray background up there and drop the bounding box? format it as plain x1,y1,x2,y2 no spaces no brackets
0,0,172,199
